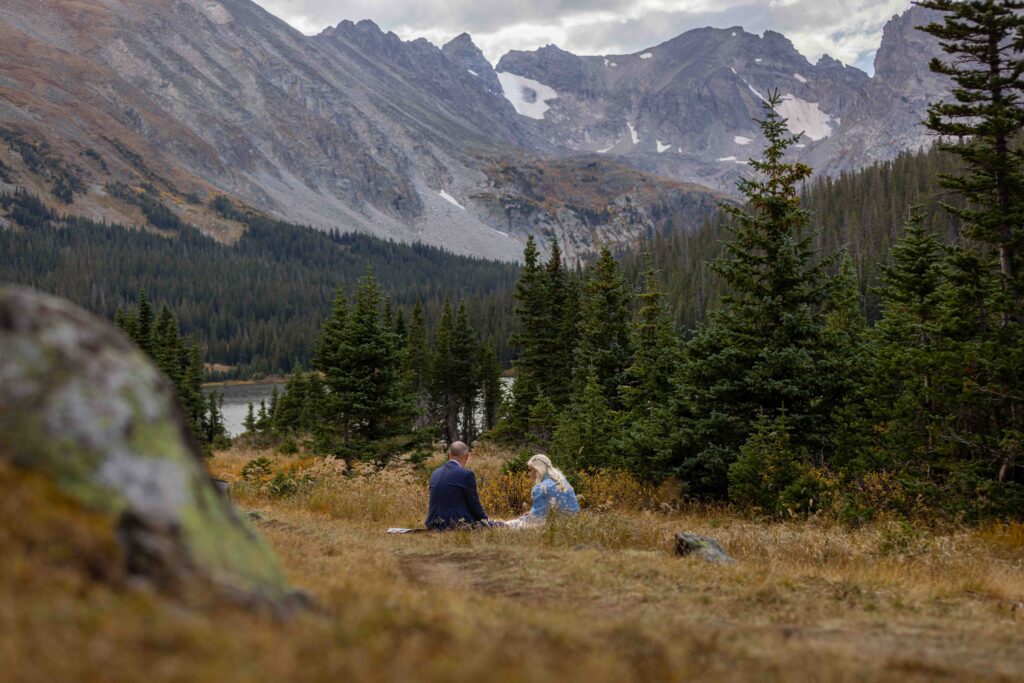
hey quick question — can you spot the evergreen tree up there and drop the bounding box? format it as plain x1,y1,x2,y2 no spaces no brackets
572,247,633,408
453,302,480,442
668,92,839,497
134,288,155,356
243,402,257,434
313,271,409,453
506,236,546,435
616,257,681,476
478,341,504,432
403,300,432,428
152,305,182,384
537,238,576,408
274,366,309,434
918,0,1024,292
430,299,461,444
551,368,618,471
302,372,326,432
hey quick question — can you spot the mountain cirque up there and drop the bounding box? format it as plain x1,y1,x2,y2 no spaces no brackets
0,1,946,260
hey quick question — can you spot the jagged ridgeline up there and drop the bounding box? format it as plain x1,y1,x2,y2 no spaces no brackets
622,142,964,327
0,189,519,376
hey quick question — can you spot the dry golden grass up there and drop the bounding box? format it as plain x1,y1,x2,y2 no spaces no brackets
3,444,1023,683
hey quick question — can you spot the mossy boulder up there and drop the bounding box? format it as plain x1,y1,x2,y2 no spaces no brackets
0,287,290,602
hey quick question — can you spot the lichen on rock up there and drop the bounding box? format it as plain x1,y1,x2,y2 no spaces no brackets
0,286,290,602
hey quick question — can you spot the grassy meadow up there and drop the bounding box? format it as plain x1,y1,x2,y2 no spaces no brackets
3,443,1023,683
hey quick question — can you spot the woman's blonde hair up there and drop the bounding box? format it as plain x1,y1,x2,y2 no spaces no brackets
527,454,569,492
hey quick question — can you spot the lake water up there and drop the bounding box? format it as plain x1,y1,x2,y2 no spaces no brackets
204,376,515,438
203,382,282,437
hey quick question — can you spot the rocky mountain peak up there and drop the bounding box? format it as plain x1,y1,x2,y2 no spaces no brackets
442,32,502,95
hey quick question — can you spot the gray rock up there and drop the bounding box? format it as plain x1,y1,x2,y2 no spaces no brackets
674,532,735,564
0,287,291,602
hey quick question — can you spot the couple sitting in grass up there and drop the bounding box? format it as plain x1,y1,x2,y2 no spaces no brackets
424,441,579,530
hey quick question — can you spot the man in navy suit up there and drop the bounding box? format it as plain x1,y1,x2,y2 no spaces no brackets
425,441,495,530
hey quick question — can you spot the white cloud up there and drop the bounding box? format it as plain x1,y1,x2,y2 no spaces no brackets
254,0,913,74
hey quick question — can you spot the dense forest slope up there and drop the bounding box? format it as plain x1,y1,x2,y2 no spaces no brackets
3,141,960,375
624,142,963,327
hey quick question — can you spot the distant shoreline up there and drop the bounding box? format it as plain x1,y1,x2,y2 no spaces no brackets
202,377,287,388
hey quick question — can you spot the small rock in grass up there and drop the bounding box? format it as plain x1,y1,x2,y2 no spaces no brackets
674,532,735,564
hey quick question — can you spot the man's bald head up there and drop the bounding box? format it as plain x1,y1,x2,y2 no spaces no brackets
448,441,469,465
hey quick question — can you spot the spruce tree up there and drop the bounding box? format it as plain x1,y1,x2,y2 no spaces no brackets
273,366,309,434
538,238,576,408
134,288,155,356
326,271,408,448
572,247,633,408
153,305,182,385
243,402,257,434
430,299,461,443
403,300,432,428
916,1,1024,490
478,341,504,432
617,257,681,476
507,236,545,435
918,0,1024,291
551,368,618,471
301,371,326,433
453,303,480,442
669,92,838,497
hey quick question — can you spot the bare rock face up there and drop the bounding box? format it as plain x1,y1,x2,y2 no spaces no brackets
0,287,289,601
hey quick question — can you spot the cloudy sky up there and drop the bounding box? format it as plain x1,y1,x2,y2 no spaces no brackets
254,0,913,74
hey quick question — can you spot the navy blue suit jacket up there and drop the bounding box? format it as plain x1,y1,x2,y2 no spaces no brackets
425,460,488,529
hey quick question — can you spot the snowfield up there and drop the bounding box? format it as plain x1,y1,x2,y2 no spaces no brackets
734,135,752,145
776,94,835,141
496,72,559,120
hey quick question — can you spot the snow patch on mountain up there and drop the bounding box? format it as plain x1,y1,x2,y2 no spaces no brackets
640,52,653,59
496,72,559,120
627,122,640,144
467,69,478,76
776,94,835,141
438,190,465,210
656,140,671,153
734,135,752,145
794,73,808,83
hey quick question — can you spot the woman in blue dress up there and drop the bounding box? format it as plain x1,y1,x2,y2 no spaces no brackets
506,454,580,528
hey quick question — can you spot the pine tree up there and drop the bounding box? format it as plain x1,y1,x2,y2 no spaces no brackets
551,368,618,471
274,366,309,434
314,271,409,453
301,372,326,432
453,302,480,442
153,305,181,384
572,247,633,408
403,300,432,428
506,236,546,435
430,299,460,444
668,92,839,497
617,257,681,476
134,288,155,356
478,341,504,432
918,0,1024,292
243,402,257,434
537,238,576,408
